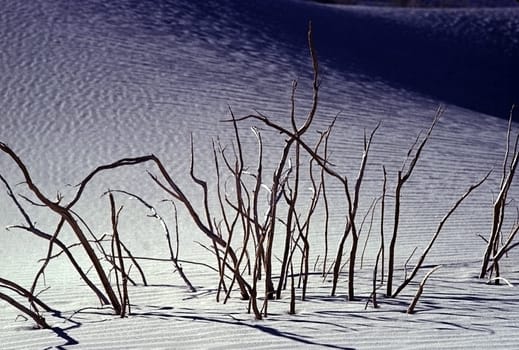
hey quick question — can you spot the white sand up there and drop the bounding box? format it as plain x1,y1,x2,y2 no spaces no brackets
1,0,518,349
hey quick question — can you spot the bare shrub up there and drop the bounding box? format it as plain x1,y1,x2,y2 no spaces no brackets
105,190,195,292
386,110,442,297
392,170,490,297
480,106,519,281
0,143,127,313
383,111,490,298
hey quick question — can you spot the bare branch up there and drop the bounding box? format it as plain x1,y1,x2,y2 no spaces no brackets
0,292,50,329
394,170,490,297
407,265,442,314
387,109,442,297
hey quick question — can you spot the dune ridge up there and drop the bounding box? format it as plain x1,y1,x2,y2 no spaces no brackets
1,0,518,349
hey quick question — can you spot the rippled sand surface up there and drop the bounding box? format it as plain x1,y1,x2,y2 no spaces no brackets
1,1,518,349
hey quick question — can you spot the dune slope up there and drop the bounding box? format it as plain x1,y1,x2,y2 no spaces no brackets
1,0,518,349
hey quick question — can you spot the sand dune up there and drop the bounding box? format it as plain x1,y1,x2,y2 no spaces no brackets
1,0,518,349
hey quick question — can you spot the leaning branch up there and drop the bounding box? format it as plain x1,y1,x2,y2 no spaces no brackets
393,170,490,297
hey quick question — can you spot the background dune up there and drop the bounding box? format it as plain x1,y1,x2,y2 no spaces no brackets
1,0,518,349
